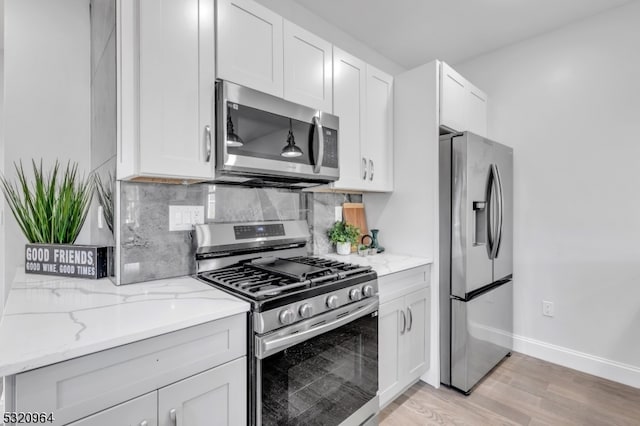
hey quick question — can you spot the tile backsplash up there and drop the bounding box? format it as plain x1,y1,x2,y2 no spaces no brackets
117,182,361,284
308,192,362,255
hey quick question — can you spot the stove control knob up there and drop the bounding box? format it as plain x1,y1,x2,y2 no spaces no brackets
349,288,362,302
299,303,313,318
279,309,295,325
362,285,375,298
326,295,340,309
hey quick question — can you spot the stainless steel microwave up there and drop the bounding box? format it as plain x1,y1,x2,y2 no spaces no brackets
214,80,339,188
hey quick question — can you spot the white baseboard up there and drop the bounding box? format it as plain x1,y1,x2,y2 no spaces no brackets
513,333,640,389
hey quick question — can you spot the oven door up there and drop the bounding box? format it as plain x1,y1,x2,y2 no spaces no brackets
217,80,339,182
255,298,379,426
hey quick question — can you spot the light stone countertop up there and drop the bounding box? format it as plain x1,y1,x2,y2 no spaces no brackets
322,252,432,277
0,271,249,377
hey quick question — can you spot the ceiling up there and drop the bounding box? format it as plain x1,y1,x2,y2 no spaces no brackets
291,0,635,69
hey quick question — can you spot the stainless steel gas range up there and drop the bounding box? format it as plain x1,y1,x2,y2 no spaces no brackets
195,220,379,426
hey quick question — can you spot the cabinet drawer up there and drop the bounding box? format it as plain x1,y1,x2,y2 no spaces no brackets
379,265,431,303
67,392,157,426
15,314,246,425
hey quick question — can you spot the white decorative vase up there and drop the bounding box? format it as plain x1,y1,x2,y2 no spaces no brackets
336,242,351,255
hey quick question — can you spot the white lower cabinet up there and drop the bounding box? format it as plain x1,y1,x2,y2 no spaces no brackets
378,266,431,409
68,392,157,426
158,357,246,426
9,315,247,426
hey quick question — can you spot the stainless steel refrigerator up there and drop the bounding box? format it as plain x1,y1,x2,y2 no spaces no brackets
439,131,514,394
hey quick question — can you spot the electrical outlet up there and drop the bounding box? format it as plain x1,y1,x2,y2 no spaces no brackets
169,205,205,231
335,206,343,222
97,206,104,229
542,301,554,317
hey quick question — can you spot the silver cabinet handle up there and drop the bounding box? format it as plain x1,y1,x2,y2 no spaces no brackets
170,408,177,426
204,125,212,162
140,421,148,426
400,310,406,335
407,307,413,332
369,159,374,181
312,115,324,174
362,157,367,180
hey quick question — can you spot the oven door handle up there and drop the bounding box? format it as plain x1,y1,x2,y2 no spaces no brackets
256,299,379,359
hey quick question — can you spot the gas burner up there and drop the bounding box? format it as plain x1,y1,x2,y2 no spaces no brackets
199,255,373,302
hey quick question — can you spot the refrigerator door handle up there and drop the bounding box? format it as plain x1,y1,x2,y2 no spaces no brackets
493,164,504,258
486,165,497,259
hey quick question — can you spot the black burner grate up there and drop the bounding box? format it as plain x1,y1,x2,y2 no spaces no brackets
199,256,372,300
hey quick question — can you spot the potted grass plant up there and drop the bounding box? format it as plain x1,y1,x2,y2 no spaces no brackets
0,160,108,278
328,221,360,255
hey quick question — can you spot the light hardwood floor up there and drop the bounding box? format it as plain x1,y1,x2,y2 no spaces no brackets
380,352,640,425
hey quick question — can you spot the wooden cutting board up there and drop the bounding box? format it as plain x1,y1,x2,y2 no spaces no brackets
343,203,369,248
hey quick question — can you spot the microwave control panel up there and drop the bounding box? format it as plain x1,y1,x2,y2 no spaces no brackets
323,128,338,168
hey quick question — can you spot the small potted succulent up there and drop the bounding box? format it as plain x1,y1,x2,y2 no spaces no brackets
327,221,360,255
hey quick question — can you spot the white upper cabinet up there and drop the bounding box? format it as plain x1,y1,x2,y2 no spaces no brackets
332,47,366,190
332,51,394,193
440,62,468,133
216,0,284,97
119,0,215,180
283,20,333,112
467,82,488,137
440,61,488,138
364,65,394,191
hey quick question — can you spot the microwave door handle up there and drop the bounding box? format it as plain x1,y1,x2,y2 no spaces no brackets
204,125,212,162
312,115,324,174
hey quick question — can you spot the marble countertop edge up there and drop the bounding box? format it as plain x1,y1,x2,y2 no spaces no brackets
0,272,250,377
0,305,248,377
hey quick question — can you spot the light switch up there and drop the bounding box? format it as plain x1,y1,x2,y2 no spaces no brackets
169,205,205,231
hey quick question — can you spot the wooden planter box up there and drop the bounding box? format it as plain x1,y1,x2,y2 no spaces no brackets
25,244,112,279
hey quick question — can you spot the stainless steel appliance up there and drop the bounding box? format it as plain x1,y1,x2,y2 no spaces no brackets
439,131,514,394
195,220,379,426
214,80,339,188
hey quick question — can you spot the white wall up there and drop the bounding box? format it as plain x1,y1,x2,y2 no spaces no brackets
456,1,640,387
365,61,441,386
254,0,405,76
1,51,5,316
3,0,91,298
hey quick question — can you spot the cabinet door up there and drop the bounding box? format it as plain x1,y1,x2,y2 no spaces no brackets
378,297,405,409
138,0,215,179
365,65,394,191
468,83,488,137
283,21,332,112
405,287,430,381
68,392,157,426
440,61,468,133
217,0,283,97
158,357,246,426
332,48,366,191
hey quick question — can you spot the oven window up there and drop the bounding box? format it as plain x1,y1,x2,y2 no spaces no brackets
261,312,378,426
